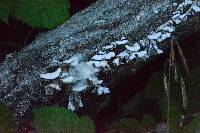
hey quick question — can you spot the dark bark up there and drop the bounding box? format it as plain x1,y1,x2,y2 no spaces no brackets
0,0,200,117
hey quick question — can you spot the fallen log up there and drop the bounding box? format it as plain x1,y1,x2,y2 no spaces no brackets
0,0,200,117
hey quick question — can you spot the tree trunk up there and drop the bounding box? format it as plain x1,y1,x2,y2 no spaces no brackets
0,0,200,117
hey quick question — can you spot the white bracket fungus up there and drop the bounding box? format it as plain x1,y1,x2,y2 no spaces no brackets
40,0,200,112
40,68,61,80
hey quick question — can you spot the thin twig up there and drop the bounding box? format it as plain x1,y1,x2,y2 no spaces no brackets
174,39,191,78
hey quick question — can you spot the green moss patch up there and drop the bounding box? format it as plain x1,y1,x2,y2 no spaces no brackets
0,0,12,22
0,102,16,133
0,0,70,29
33,106,95,133
12,0,70,29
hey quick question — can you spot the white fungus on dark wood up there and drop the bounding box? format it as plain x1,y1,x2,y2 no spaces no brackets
39,0,200,112
40,68,61,80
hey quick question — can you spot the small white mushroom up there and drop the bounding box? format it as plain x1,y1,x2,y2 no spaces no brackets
40,68,61,80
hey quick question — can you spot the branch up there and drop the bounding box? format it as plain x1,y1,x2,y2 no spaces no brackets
0,0,200,117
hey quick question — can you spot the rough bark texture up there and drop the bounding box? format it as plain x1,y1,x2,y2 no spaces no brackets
0,0,200,117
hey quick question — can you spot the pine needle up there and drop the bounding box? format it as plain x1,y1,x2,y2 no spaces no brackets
175,39,191,78
163,37,190,132
180,77,188,110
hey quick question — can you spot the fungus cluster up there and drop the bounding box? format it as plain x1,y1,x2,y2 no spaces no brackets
40,0,200,111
